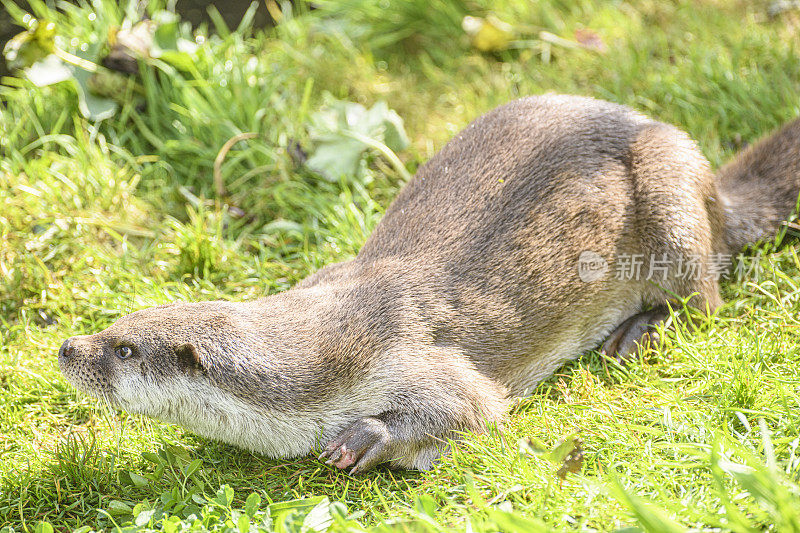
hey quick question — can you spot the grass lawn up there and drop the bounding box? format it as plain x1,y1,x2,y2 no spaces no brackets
2,0,800,530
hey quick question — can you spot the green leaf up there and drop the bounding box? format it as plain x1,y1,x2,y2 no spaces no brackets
158,446,173,464
305,135,368,182
547,433,580,464
183,458,203,478
381,108,410,152
134,509,156,527
155,49,194,71
165,444,192,465
360,100,409,152
269,496,328,532
237,514,251,533
70,63,117,121
302,497,333,532
106,500,134,516
244,492,261,518
142,452,162,464
162,516,181,533
127,471,150,488
414,495,438,518
33,523,53,533
268,496,327,514
305,97,409,181
214,484,234,508
150,10,198,71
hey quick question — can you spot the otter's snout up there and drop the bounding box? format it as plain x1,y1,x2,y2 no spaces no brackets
58,338,76,362
57,334,117,400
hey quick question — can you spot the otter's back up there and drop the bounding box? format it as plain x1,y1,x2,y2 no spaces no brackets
359,94,654,262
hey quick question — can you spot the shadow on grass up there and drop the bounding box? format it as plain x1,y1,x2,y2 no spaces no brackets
0,431,423,530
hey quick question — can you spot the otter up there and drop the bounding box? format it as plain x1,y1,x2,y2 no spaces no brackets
58,94,800,473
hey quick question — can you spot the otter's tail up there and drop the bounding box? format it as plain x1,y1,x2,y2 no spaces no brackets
716,117,800,253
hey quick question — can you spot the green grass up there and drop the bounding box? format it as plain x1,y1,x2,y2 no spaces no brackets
2,0,800,530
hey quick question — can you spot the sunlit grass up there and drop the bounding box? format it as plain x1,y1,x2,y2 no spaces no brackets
1,0,800,530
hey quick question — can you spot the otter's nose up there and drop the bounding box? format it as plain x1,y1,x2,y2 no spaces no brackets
58,338,75,361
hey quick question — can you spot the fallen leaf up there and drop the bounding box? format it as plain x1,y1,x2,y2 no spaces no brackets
575,28,606,53
462,15,514,53
103,13,197,73
556,437,585,480
104,20,155,73
768,0,800,18
519,434,585,481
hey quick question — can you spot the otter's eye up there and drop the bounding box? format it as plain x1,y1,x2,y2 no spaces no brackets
115,346,134,360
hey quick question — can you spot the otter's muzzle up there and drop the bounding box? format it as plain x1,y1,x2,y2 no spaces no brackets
58,338,76,362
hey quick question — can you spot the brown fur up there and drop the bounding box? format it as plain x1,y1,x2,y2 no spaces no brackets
59,94,800,472
717,118,800,251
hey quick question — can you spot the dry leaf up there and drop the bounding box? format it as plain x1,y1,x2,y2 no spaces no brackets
557,437,585,480
462,15,514,53
574,28,606,53
104,21,155,73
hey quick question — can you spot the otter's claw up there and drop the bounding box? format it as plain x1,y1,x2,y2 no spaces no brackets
319,444,357,469
319,416,393,474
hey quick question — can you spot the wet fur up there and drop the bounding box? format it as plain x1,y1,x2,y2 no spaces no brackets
59,94,800,471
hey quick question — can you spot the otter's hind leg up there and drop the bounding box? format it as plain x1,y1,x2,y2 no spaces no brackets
600,306,669,360
602,123,727,360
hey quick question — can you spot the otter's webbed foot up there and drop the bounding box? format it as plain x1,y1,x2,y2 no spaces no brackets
601,307,669,362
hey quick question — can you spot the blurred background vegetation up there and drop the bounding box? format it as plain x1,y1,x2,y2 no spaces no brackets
1,0,800,531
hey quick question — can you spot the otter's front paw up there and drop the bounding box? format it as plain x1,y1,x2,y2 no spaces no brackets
319,417,393,474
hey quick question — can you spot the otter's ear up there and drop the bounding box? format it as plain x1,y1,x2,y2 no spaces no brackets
175,343,204,374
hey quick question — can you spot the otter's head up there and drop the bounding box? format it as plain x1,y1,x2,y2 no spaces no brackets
57,301,250,419
58,298,330,458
